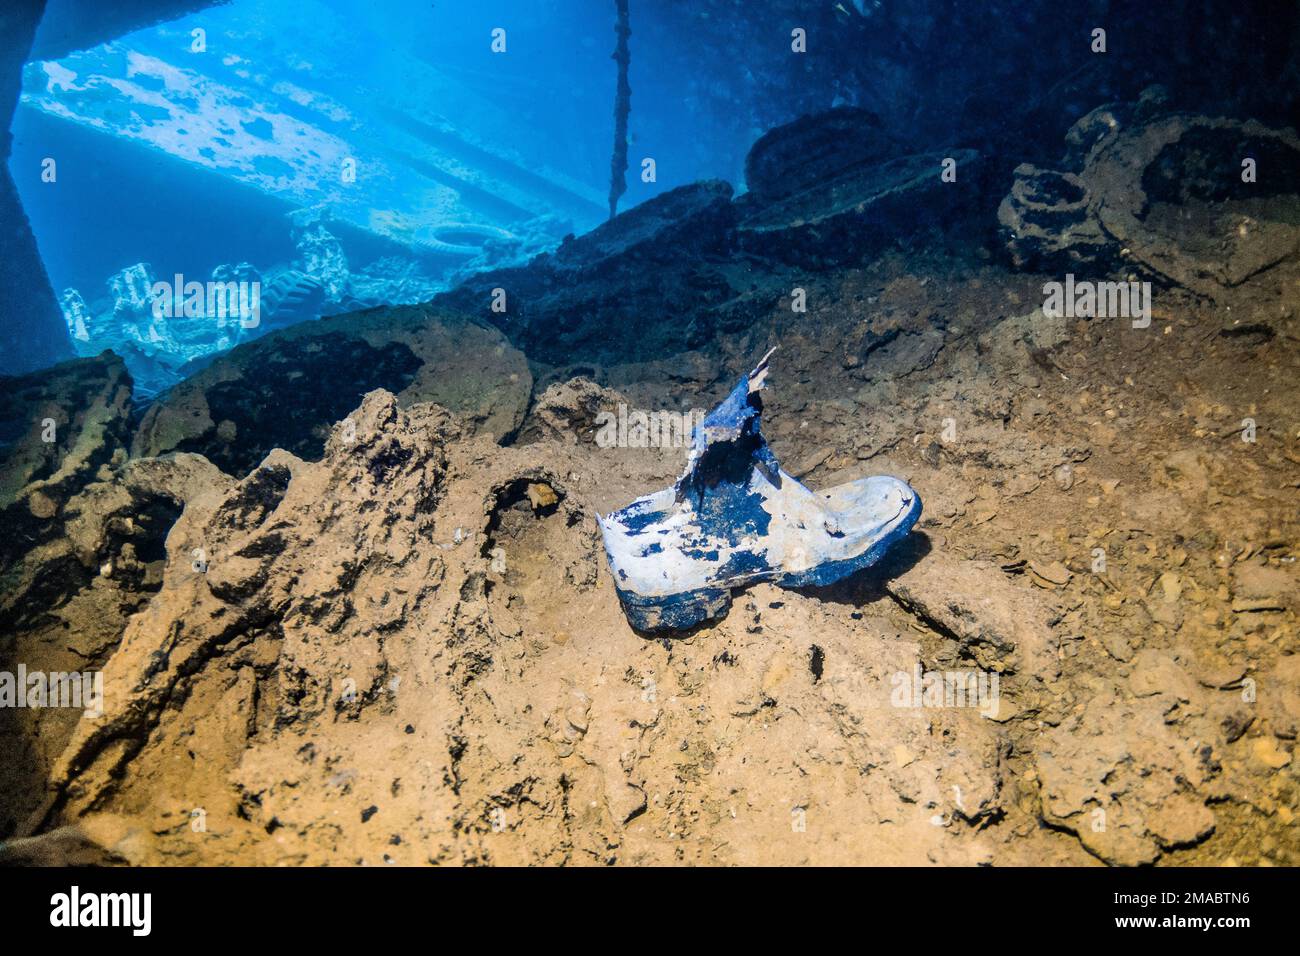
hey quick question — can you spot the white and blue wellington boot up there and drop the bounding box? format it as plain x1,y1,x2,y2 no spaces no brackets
598,349,922,632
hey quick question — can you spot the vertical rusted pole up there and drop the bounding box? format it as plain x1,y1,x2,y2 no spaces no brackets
608,0,631,220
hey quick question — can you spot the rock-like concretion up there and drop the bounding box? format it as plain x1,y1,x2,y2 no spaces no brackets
0,359,229,833
737,148,988,267
998,97,1300,295
997,163,1113,269
743,107,898,204
515,377,628,447
1082,114,1300,295
434,182,739,368
132,306,531,476
0,351,132,515
0,452,228,836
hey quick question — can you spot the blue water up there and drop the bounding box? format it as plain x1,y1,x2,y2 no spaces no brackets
11,1,783,284
8,0,787,387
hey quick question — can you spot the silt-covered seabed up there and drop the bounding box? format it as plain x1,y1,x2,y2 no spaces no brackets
1,3,1298,867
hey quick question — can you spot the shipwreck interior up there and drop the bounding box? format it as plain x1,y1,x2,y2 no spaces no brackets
0,0,1298,871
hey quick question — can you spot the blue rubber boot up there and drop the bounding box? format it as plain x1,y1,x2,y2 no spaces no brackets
598,350,922,632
